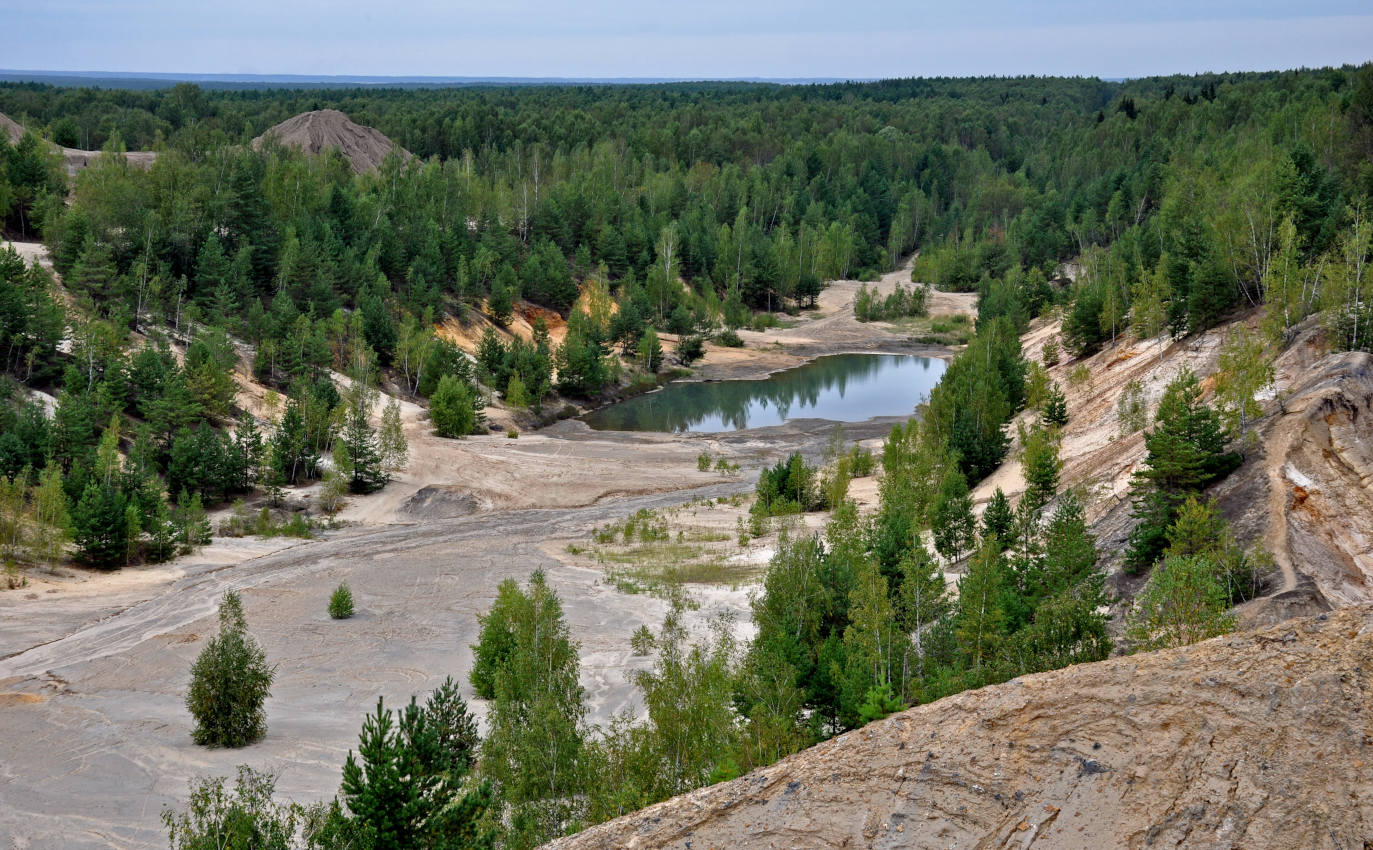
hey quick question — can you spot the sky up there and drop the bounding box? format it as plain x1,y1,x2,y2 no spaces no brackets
0,0,1370,80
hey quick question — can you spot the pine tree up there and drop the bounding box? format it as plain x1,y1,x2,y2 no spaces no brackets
1042,382,1068,427
981,487,1014,548
340,394,387,495
72,480,128,568
929,467,976,564
186,591,275,747
1020,422,1061,512
1124,368,1240,571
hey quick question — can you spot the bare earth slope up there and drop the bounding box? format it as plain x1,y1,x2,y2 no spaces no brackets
550,606,1373,850
252,109,411,173
1,111,24,143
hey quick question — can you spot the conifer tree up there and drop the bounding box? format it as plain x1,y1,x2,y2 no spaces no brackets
981,487,1014,548
1124,368,1240,571
929,467,976,564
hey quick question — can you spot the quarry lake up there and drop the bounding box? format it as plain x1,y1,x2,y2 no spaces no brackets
582,353,948,433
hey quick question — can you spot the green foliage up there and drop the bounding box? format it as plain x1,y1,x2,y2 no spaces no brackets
1124,368,1241,571
162,766,302,850
853,282,929,322
430,374,480,438
186,591,275,748
328,583,355,619
475,570,587,848
1125,554,1236,651
1019,422,1062,512
929,466,975,563
338,683,494,850
638,327,664,373
752,453,824,517
1042,382,1068,427
1116,379,1149,435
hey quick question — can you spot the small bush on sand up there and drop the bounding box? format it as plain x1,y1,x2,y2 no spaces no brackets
328,584,355,620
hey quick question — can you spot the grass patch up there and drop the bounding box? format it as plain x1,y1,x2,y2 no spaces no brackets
886,312,974,345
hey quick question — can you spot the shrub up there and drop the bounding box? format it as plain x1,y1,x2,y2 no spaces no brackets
1117,379,1148,435
675,334,705,365
1042,338,1060,367
187,591,275,748
1067,363,1092,387
715,329,744,347
697,452,711,472
752,453,824,517
846,444,876,477
507,428,519,439
328,583,355,619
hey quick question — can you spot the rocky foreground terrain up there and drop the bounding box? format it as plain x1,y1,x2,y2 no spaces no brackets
550,605,1373,850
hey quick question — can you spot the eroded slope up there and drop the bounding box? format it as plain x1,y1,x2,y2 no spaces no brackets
550,606,1373,850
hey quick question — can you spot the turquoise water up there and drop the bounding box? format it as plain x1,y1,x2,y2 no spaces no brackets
581,353,947,433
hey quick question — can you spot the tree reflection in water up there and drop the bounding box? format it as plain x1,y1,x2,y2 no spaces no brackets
582,354,947,433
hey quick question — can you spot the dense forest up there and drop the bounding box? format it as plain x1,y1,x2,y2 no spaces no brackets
2,65,1372,848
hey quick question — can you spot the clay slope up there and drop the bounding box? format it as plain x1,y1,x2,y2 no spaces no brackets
252,109,411,173
549,606,1373,850
1,111,24,144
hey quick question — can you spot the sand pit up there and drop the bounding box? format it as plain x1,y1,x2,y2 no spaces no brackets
0,259,970,848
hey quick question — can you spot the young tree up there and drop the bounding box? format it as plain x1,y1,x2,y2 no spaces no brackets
980,487,1014,549
162,766,301,850
1124,368,1241,571
430,375,478,438
476,571,587,848
638,327,663,373
186,591,275,748
379,398,409,473
953,542,1008,677
896,542,948,697
1125,554,1236,651
835,558,904,728
1042,382,1068,428
929,467,976,563
338,685,494,850
1214,325,1274,437
339,389,387,494
1019,422,1062,512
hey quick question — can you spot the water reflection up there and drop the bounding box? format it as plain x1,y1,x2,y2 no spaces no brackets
582,354,947,433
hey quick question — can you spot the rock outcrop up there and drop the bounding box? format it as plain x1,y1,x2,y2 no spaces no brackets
252,109,410,173
549,606,1373,850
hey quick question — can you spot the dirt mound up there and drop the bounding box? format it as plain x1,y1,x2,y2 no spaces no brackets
1,111,24,144
399,485,480,520
252,109,411,173
550,605,1373,850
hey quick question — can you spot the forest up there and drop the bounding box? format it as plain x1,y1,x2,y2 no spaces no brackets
1,64,1371,848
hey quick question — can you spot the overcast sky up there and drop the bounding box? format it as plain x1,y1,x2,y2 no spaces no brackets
1,1,1370,79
